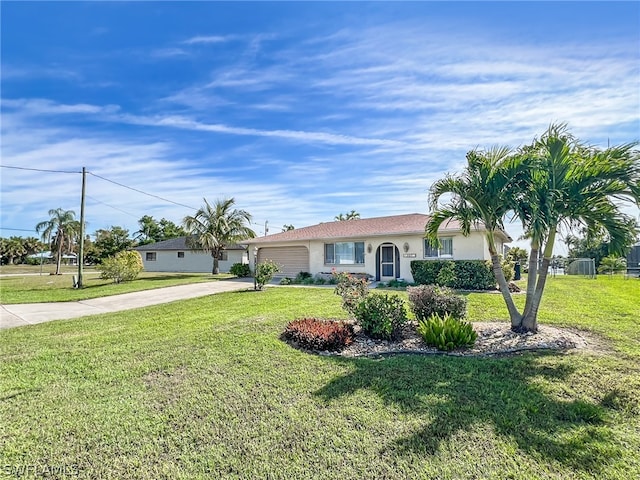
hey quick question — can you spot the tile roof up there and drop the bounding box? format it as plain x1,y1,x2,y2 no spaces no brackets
134,236,247,251
249,213,492,244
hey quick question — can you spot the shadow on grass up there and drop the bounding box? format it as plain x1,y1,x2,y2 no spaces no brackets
315,352,615,473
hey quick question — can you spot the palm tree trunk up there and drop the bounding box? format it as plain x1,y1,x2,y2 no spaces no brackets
55,241,63,275
490,253,522,327
211,252,219,275
521,242,540,325
521,229,556,332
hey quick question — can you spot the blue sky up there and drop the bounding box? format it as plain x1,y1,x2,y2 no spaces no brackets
2,1,639,253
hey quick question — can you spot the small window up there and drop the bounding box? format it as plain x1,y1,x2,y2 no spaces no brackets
177,252,185,258
146,252,157,261
424,237,453,259
219,251,228,261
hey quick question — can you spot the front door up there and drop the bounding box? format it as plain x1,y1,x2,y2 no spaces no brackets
380,244,395,281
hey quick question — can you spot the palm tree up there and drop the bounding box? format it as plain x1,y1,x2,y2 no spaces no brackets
427,124,640,333
597,255,627,276
183,198,256,274
35,208,80,275
4,236,27,265
515,124,640,330
426,146,527,325
335,210,360,221
22,237,44,258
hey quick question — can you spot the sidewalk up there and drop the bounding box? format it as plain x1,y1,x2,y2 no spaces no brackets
0,278,255,329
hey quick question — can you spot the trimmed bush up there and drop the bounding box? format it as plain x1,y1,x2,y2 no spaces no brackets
417,313,477,351
353,293,407,340
407,284,467,321
230,263,251,277
283,318,354,351
436,261,456,287
411,260,447,285
334,271,369,315
411,260,499,290
98,250,143,284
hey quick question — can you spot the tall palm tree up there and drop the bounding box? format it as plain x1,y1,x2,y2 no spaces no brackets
427,124,640,333
183,198,256,274
426,146,527,325
515,124,639,331
35,208,80,275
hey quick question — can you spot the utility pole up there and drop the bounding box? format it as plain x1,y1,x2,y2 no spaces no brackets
77,167,86,288
264,220,269,236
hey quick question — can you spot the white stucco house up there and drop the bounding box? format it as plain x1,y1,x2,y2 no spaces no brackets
134,237,247,273
246,213,511,283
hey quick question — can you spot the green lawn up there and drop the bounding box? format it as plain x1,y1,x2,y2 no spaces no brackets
0,272,234,304
0,264,90,275
1,277,639,479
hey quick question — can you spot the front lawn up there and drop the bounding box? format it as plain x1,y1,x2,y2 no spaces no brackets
1,277,638,479
0,272,234,304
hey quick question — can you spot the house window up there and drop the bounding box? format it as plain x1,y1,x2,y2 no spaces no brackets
219,251,228,261
424,237,453,258
177,252,185,258
146,252,157,261
324,242,365,265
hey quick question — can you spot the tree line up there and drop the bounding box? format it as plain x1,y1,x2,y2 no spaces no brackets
1,198,258,275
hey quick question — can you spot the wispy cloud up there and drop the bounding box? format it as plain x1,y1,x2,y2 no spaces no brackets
182,35,237,45
150,47,190,59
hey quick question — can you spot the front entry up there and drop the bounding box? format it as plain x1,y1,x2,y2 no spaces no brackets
378,243,400,282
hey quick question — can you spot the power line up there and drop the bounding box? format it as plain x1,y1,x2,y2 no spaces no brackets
0,164,81,174
86,195,140,219
0,227,37,232
87,172,197,210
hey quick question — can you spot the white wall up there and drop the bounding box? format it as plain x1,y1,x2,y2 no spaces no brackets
141,250,246,273
249,231,491,283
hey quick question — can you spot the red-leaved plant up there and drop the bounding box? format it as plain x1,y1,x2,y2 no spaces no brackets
283,318,354,351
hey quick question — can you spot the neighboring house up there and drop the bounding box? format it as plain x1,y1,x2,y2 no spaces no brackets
27,251,77,265
134,237,247,273
246,213,511,283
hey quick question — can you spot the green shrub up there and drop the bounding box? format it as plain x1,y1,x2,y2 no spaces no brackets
501,258,514,282
279,277,292,285
353,293,407,340
410,260,498,290
98,250,143,284
417,313,477,351
294,271,312,283
411,260,445,285
436,261,456,287
451,261,496,290
407,284,467,321
313,277,327,285
333,271,369,315
283,318,354,351
255,259,280,290
230,263,251,277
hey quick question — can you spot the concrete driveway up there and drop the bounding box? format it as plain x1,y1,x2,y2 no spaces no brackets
0,278,255,329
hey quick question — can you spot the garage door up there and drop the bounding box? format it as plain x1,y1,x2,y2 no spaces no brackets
258,246,309,277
